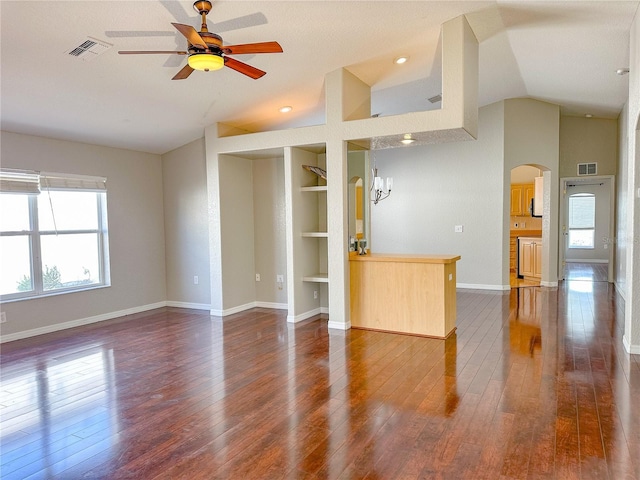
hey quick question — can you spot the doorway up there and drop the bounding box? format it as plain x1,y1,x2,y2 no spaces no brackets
558,176,615,283
509,165,547,288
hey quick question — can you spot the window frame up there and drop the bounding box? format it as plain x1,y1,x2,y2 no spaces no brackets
0,188,110,302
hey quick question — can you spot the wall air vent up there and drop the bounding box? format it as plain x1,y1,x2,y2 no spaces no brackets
428,94,442,104
66,37,112,61
577,162,597,176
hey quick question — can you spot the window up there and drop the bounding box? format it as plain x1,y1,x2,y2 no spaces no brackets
568,193,595,249
0,170,109,301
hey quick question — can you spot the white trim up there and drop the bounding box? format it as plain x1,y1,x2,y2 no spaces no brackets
255,301,288,310
614,281,627,302
565,259,609,264
0,301,166,343
287,307,322,323
456,283,510,291
623,335,640,355
210,301,287,317
166,301,210,310
328,320,351,330
540,281,559,287
320,306,329,314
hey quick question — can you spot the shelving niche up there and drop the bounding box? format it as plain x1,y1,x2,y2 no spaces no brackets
287,145,328,320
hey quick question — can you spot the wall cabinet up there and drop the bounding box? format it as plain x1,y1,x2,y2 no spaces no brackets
518,237,542,279
510,183,534,216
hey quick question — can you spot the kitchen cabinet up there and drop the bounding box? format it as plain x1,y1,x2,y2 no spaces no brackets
510,183,535,216
518,237,542,279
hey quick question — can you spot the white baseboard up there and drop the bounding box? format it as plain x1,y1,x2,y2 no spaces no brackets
623,335,640,355
210,301,287,317
287,307,322,323
320,306,329,314
0,301,167,344
328,320,351,330
456,283,510,291
614,281,627,302
255,301,287,310
166,301,210,310
540,281,559,287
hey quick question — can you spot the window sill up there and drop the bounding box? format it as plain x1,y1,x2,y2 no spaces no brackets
0,283,111,304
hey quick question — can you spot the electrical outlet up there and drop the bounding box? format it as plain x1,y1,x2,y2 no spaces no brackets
193,275,199,285
314,291,318,299
276,274,284,283
0,312,6,324
454,225,463,233
255,273,261,282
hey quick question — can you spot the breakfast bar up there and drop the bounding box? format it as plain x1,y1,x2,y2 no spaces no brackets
349,253,460,338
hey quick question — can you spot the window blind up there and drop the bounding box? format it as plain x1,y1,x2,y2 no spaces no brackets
39,172,107,192
569,194,595,228
0,169,40,194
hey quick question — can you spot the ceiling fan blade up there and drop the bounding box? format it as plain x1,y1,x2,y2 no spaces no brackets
171,23,208,49
223,57,266,79
222,42,283,55
172,64,195,80
119,51,187,55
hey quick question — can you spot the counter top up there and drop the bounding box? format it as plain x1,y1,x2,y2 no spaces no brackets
349,253,460,264
510,229,542,237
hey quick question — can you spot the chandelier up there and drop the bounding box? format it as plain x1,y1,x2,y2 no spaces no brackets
369,142,393,205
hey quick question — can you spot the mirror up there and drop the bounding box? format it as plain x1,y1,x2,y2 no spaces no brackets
348,150,370,250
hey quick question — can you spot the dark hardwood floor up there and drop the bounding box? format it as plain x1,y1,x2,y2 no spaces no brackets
1,282,638,479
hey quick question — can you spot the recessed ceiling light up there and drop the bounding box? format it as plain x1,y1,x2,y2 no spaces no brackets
279,106,292,113
585,114,593,118
400,134,415,145
394,56,409,65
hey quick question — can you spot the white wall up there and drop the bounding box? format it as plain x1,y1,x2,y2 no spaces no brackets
622,8,640,353
253,157,287,307
162,138,210,308
1,131,166,339
616,104,629,299
371,101,505,289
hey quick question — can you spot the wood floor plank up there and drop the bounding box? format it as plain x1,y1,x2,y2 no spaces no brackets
1,269,637,479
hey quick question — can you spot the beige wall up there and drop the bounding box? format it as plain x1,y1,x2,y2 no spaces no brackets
560,116,618,178
162,138,210,307
253,157,287,306
371,101,506,289
1,131,166,340
219,155,256,311
504,98,560,286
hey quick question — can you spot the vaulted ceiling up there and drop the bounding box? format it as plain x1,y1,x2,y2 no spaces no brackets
1,1,636,155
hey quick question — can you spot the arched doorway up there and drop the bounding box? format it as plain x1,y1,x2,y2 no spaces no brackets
509,165,549,288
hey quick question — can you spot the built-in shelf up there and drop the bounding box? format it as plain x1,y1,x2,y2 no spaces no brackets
303,273,329,283
300,185,328,192
302,232,328,238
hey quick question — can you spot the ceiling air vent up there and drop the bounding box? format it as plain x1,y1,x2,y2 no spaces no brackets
577,162,597,176
65,37,112,61
428,94,442,104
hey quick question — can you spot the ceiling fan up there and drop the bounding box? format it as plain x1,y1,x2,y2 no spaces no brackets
118,0,282,80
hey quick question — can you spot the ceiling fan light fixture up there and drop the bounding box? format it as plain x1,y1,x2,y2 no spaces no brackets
188,53,224,72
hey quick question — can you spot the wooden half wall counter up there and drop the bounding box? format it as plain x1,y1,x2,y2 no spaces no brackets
349,253,460,338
